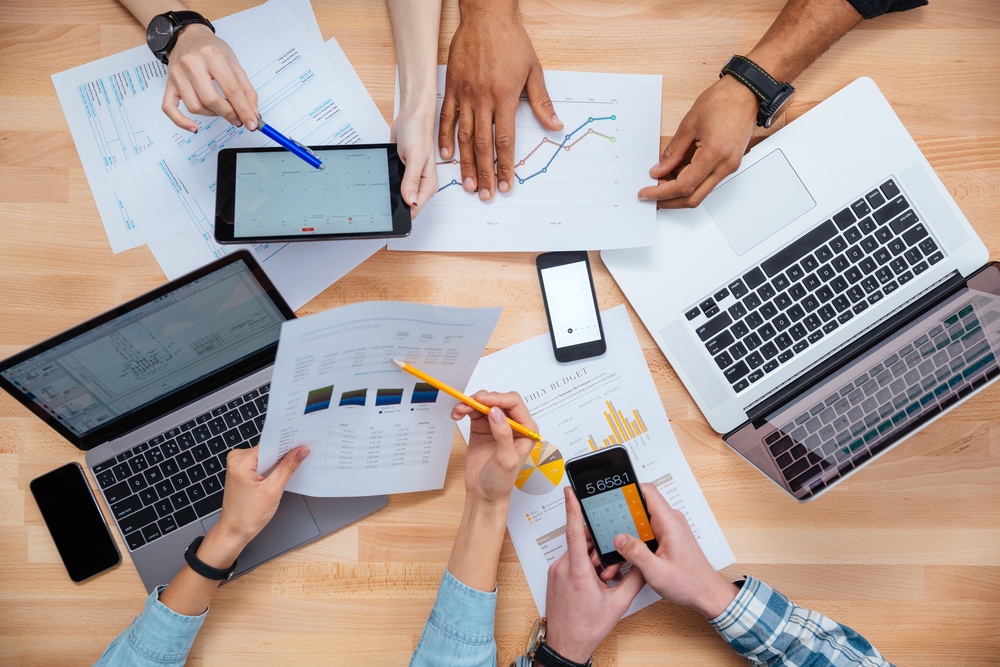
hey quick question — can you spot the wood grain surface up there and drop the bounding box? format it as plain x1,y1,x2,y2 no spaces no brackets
1,1,997,664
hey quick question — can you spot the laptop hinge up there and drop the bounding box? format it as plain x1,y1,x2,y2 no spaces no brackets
744,270,967,424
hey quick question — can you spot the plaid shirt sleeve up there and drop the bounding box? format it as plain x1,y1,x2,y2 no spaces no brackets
709,576,895,667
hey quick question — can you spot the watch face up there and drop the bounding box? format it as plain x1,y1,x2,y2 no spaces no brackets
146,15,174,53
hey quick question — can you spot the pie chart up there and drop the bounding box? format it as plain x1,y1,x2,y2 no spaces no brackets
515,440,564,495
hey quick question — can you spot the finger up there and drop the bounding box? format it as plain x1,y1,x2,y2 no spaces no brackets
638,482,675,537
456,99,477,192
493,103,516,194
656,160,735,209
264,445,310,488
439,88,458,160
472,105,496,200
470,391,537,434
613,530,659,574
411,155,439,219
227,60,260,129
638,145,721,205
649,125,696,179
161,83,200,133
400,156,422,209
485,406,519,469
189,70,241,126
525,63,562,131
612,559,648,604
562,487,591,567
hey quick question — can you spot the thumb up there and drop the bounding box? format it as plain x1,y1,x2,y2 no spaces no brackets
265,445,309,489
614,532,659,574
400,159,420,208
486,406,518,470
525,64,562,131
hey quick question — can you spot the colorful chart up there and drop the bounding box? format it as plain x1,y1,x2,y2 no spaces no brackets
411,382,439,404
375,388,403,406
588,401,647,450
339,388,367,406
304,385,334,414
514,440,565,495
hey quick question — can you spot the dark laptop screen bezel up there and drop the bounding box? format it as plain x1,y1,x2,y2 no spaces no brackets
0,251,295,451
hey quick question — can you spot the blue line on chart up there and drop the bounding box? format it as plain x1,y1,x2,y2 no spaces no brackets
435,115,616,192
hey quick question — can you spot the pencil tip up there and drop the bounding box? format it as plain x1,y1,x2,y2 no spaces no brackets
391,358,404,368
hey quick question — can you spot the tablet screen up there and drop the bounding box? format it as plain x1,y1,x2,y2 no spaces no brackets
232,147,394,239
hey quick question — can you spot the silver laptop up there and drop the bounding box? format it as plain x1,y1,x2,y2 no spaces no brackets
0,251,386,590
603,77,997,500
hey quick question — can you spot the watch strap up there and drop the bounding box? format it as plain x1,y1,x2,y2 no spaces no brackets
530,641,592,667
166,10,216,34
720,55,794,128
184,535,237,581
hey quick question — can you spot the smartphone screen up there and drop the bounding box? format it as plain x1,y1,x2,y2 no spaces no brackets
30,463,120,582
536,252,606,362
565,447,657,565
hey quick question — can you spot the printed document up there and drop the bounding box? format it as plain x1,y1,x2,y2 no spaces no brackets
388,69,661,252
257,302,501,497
460,305,734,615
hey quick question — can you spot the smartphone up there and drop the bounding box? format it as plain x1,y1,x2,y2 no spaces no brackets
565,447,657,565
536,251,607,362
215,143,411,244
29,463,120,582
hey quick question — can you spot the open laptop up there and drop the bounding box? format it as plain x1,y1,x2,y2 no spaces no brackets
0,251,387,590
602,77,998,501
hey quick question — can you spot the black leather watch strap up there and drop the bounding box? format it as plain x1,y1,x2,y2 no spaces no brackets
167,10,216,32
530,641,592,667
183,535,237,581
720,55,794,128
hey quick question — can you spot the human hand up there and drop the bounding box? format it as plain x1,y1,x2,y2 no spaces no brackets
543,487,647,662
638,75,758,209
613,483,739,619
452,391,537,505
207,445,310,557
161,25,260,133
392,109,439,219
439,3,562,201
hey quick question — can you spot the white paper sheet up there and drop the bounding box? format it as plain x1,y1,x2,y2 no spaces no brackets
388,68,660,252
460,305,734,615
121,0,389,309
257,302,501,496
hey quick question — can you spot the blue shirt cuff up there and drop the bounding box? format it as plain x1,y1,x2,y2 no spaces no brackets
409,569,498,667
94,585,207,666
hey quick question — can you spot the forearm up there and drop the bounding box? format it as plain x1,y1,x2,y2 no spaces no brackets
117,0,192,28
158,524,245,616
387,0,442,117
746,0,863,82
458,0,520,26
447,496,509,592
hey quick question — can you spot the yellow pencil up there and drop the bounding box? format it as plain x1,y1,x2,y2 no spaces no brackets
392,358,543,442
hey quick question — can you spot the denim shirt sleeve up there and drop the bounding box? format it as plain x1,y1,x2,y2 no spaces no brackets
93,585,207,666
709,576,894,667
409,569,499,667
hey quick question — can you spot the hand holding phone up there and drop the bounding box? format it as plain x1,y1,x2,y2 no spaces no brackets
565,447,657,565
30,463,120,582
536,251,607,362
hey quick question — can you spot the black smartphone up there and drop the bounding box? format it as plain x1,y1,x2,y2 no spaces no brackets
565,447,658,565
215,143,411,244
536,251,607,362
29,463,120,582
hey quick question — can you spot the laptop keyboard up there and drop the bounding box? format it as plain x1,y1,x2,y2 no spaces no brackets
684,178,947,394
765,302,996,494
91,383,270,551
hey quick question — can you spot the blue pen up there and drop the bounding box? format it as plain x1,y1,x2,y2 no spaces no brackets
256,116,324,170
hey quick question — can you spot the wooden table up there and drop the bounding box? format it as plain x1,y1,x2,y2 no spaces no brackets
2,1,997,664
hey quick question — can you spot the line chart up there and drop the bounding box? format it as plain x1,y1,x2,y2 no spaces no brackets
436,115,617,192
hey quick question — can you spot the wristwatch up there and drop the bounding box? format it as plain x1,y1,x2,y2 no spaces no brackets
515,617,593,667
720,55,795,129
183,535,238,581
146,10,215,65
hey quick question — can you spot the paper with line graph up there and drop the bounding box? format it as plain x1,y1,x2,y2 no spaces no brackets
389,69,661,252
458,305,733,615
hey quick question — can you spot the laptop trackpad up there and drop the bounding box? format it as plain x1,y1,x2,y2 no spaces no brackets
201,492,320,572
704,149,816,256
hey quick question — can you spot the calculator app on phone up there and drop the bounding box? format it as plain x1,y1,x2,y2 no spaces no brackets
579,482,654,554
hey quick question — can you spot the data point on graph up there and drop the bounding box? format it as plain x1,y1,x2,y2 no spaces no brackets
610,115,616,120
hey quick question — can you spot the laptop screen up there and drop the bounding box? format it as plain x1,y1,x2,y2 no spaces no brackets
725,263,1000,500
0,254,290,447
